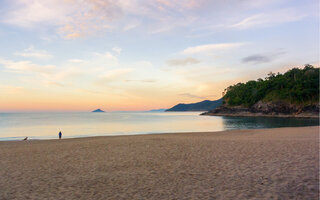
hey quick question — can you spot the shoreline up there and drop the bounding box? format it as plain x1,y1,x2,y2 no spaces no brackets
1,125,319,142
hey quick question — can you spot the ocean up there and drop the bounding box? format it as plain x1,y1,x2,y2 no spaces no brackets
0,112,318,140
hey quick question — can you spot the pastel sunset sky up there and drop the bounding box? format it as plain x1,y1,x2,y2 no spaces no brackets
0,0,318,111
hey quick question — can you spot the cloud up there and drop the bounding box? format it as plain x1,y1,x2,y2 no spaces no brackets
15,46,53,59
54,67,85,81
97,68,134,84
112,47,122,54
0,84,28,94
1,0,314,38
60,27,82,39
67,59,87,63
91,51,119,65
242,55,271,64
0,58,55,75
123,21,140,31
125,79,156,83
0,58,89,87
231,9,306,29
2,0,121,38
155,0,201,10
77,88,103,94
167,57,200,66
242,51,286,64
104,52,117,60
1,0,69,28
181,43,245,55
44,81,65,87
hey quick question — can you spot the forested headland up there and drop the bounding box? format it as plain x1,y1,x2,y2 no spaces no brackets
202,65,319,118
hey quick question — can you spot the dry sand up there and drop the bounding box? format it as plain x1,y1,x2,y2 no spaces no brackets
0,126,319,200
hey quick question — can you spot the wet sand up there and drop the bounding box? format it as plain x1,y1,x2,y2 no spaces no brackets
0,126,319,199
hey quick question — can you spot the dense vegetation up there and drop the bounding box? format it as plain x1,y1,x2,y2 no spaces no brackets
223,65,319,107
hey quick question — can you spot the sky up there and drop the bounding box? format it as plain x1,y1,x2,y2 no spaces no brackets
0,0,318,112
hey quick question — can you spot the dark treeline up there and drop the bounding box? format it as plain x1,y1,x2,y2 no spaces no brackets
223,65,319,107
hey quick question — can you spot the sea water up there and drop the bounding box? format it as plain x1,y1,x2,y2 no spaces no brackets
0,112,318,140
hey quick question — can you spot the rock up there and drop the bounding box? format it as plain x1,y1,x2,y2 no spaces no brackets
202,101,319,118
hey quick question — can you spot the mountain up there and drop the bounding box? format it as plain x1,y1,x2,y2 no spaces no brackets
92,109,105,112
166,98,223,112
148,108,167,112
202,65,319,118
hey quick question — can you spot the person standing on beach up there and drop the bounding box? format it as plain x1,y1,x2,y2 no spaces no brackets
59,131,62,139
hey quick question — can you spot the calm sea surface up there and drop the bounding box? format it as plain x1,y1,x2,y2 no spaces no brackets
0,112,318,141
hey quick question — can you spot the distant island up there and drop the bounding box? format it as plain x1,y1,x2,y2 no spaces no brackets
166,98,223,112
92,109,105,112
202,65,319,118
148,108,166,112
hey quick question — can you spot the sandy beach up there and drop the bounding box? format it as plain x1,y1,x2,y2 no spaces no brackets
0,126,319,200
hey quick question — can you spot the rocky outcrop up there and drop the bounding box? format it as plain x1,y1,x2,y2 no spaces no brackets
202,105,250,115
201,101,319,118
251,101,319,115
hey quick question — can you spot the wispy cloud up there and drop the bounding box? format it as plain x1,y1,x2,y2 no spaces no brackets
1,0,68,28
97,68,134,84
67,59,87,64
77,88,103,94
181,43,245,55
167,57,200,66
0,84,27,94
231,9,306,29
15,46,53,59
0,58,55,75
54,67,86,81
2,0,121,38
44,81,65,87
123,21,140,31
1,0,314,38
0,58,88,88
155,0,201,10
91,51,119,65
